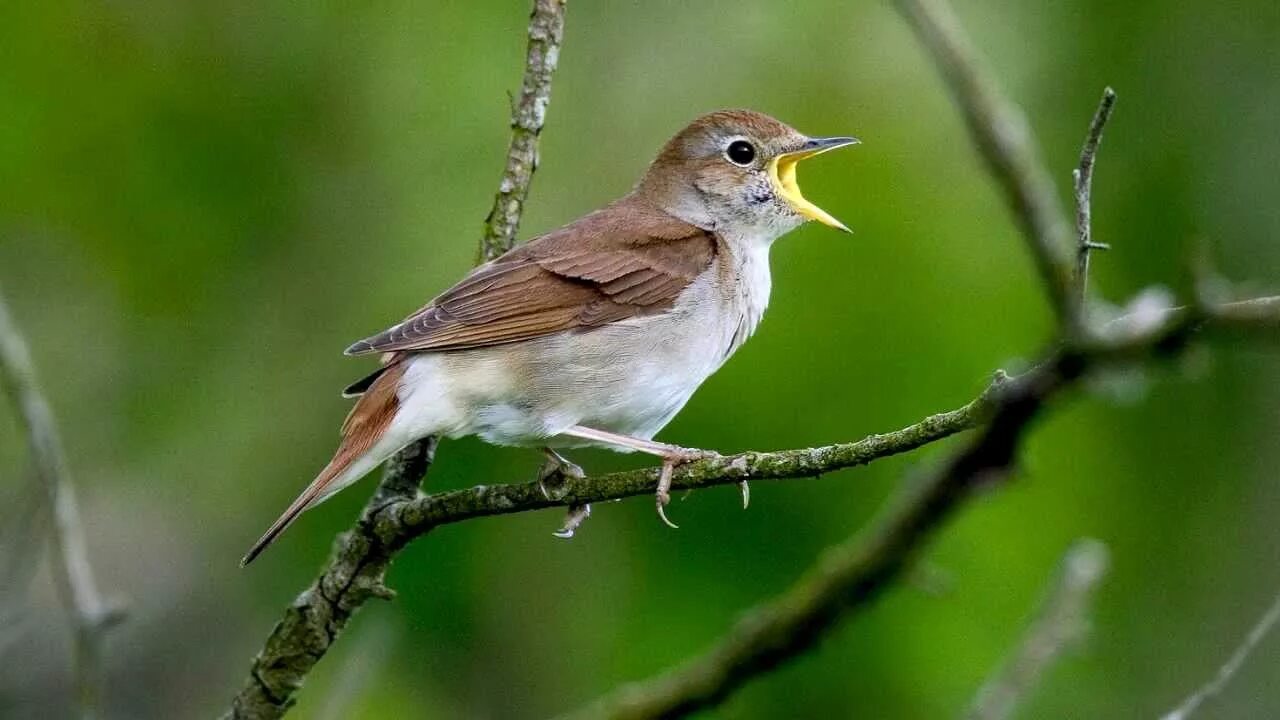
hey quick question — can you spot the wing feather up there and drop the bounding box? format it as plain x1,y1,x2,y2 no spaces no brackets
345,199,716,356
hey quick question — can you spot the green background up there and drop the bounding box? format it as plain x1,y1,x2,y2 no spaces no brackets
3,0,1280,717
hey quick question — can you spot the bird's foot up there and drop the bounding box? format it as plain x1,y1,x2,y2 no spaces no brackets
540,449,591,539
655,447,721,529
538,448,585,501
553,503,592,539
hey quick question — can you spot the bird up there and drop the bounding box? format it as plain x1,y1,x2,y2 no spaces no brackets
241,109,857,566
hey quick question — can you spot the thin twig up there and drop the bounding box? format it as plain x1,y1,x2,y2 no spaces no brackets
967,539,1110,720
1160,587,1280,720
479,0,567,262
557,297,1280,720
223,1,568,717
0,287,125,720
895,0,1078,329
1073,87,1117,311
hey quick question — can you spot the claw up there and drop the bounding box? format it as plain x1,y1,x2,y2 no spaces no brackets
739,480,750,510
655,461,680,529
553,503,592,539
650,447,724,529
656,502,680,530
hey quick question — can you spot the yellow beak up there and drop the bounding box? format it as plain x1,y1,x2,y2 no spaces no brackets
767,136,859,232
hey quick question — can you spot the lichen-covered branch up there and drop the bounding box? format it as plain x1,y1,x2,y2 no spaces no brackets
967,539,1110,720
223,2,567,717
0,287,125,720
388,386,996,533
558,298,1280,720
895,0,1078,329
479,0,567,261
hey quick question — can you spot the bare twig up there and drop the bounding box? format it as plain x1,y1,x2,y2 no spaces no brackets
1160,586,1280,720
895,0,1078,329
479,0,567,261
558,298,1280,720
223,1,567,717
0,287,125,720
1073,88,1117,309
967,539,1110,720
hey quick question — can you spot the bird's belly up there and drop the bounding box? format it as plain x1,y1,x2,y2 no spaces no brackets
405,307,738,449
567,342,712,441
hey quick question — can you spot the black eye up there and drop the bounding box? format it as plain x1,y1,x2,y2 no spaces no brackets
725,140,756,166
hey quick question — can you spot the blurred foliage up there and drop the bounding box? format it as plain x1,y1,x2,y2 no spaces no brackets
2,0,1280,718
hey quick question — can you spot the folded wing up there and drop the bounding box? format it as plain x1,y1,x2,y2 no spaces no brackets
345,201,717,356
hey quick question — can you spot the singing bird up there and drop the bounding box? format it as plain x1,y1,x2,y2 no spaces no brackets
242,109,857,565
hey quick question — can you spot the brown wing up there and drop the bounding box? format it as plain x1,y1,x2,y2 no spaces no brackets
344,200,716,356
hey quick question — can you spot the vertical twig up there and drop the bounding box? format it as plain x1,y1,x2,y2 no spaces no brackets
479,0,567,261
223,1,567,716
1160,587,1280,720
967,539,1110,720
0,287,126,719
895,0,1079,330
1072,88,1117,313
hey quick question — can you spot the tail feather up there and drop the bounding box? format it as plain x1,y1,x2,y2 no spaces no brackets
241,360,409,567
240,456,354,567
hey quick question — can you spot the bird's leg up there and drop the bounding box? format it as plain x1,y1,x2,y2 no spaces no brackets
538,448,591,539
560,426,721,529
537,447,585,499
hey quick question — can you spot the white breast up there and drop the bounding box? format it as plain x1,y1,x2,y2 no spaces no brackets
724,239,773,358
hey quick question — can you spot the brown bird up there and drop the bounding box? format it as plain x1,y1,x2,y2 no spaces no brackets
242,109,856,565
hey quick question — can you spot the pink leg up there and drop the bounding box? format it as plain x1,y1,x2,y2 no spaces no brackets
560,425,727,528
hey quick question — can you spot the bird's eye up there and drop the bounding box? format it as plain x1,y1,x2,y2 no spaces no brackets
725,140,756,166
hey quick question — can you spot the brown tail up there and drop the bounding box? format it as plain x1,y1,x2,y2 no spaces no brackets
241,361,408,566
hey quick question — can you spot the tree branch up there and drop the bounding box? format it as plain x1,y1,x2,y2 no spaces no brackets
223,1,566,717
558,298,1280,720
0,287,125,720
1072,88,1117,309
895,0,1079,329
967,539,1110,720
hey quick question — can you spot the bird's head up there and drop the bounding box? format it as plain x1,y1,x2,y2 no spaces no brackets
636,109,858,240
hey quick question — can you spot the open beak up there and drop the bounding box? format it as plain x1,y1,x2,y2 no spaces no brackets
767,136,859,232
